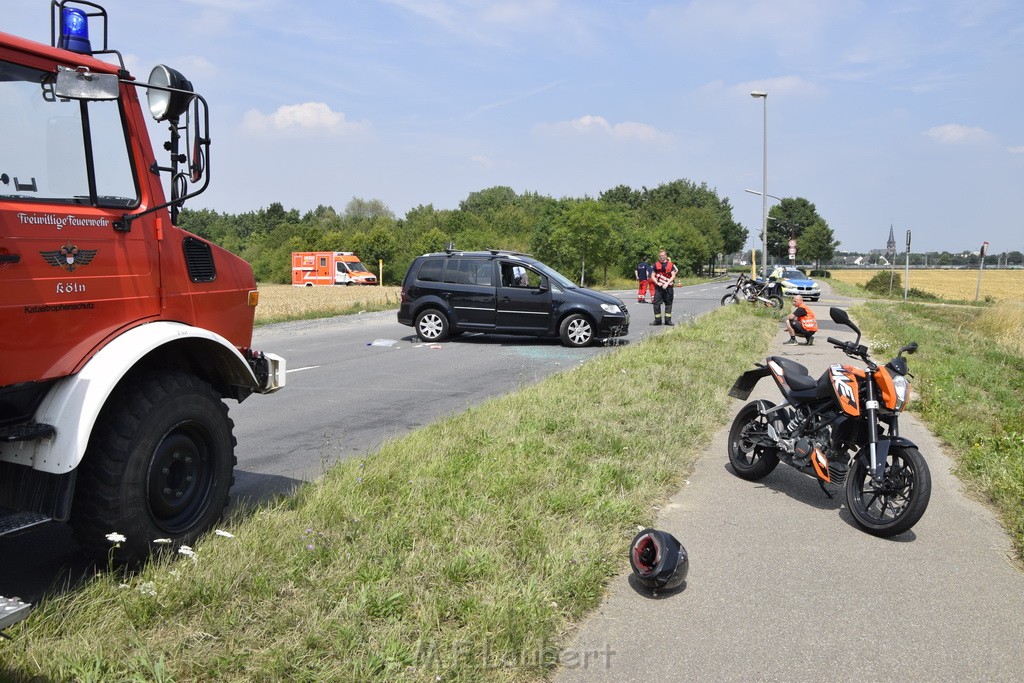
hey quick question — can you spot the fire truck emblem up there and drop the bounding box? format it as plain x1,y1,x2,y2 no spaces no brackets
40,242,97,272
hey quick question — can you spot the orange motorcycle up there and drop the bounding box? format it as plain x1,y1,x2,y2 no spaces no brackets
727,307,931,537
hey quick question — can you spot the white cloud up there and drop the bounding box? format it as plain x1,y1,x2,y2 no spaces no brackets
533,115,671,143
241,102,369,137
924,123,994,145
470,155,494,167
167,55,218,82
1008,145,1024,155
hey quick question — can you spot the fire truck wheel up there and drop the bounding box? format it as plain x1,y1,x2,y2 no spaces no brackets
415,309,450,342
71,371,236,563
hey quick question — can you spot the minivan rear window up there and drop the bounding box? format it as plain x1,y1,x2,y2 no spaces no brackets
417,258,445,282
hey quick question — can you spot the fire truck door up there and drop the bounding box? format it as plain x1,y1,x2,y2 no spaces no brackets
0,65,159,386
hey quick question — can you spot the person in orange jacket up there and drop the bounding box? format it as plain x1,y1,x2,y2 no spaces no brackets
784,295,818,345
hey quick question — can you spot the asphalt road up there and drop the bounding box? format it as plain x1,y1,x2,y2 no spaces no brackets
557,285,1024,682
1,281,727,604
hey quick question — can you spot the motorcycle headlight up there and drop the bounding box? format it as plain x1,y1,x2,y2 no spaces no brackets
891,374,909,411
601,303,622,315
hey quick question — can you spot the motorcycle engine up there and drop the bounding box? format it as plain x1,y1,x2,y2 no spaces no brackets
793,438,815,467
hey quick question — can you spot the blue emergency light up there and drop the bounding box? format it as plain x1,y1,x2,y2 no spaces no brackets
58,7,92,54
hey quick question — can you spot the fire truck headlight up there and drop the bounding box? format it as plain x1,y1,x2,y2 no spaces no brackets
59,7,92,54
147,65,194,122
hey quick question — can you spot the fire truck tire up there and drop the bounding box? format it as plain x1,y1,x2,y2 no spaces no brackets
71,371,236,563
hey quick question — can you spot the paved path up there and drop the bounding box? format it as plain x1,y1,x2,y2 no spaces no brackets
558,286,1024,682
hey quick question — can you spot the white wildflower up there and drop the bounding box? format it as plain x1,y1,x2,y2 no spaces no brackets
178,545,196,558
106,532,126,544
153,538,172,544
214,529,235,538
138,581,157,597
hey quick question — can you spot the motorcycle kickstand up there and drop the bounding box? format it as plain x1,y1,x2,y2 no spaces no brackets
817,479,834,499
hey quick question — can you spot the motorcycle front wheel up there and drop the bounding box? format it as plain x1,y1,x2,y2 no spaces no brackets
721,293,740,306
765,295,783,310
727,400,780,480
846,445,931,537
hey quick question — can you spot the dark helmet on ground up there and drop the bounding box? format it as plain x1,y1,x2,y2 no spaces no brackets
629,528,688,590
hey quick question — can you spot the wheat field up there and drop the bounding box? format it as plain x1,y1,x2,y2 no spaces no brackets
254,283,402,324
829,268,1024,302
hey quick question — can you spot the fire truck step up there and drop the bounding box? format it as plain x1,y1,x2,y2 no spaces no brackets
0,510,52,537
1,595,32,633
0,421,55,442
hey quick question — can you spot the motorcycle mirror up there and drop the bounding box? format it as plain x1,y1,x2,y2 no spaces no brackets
900,341,919,356
830,306,861,346
829,307,851,325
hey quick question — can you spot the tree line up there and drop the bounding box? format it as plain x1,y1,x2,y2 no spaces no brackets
178,179,847,285
179,179,754,285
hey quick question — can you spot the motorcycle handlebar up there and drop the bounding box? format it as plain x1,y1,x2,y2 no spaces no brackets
827,337,872,360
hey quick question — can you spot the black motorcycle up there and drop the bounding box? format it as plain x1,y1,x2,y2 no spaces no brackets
721,273,783,309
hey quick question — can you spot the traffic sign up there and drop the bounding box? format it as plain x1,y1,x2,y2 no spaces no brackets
788,239,796,248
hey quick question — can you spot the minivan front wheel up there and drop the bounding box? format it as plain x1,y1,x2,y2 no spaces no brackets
559,313,595,348
415,309,450,342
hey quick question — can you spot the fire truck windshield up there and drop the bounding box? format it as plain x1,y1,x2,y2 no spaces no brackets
0,60,137,208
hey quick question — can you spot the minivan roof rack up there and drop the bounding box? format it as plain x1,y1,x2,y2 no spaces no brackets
487,248,533,257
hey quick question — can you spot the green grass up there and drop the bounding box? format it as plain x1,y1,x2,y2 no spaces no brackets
852,302,1024,559
3,306,778,682
824,277,880,299
255,298,400,326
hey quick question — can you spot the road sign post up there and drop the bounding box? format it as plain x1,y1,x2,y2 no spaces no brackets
904,230,911,301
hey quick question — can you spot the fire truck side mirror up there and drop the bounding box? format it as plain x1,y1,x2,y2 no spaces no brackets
54,68,119,101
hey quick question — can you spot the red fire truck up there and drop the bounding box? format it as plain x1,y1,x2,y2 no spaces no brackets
0,0,285,593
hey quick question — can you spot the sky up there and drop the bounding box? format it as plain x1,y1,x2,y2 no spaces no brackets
7,0,1024,254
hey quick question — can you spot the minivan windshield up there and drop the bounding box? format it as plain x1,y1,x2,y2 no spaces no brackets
528,260,577,289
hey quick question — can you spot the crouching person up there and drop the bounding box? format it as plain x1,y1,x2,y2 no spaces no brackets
784,295,818,345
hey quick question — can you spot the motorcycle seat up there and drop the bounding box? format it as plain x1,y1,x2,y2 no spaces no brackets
769,356,817,391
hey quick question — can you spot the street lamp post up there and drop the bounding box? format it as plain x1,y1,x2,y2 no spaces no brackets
751,91,768,278
744,187,779,277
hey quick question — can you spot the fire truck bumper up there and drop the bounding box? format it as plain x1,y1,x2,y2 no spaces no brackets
250,352,286,394
1,595,32,632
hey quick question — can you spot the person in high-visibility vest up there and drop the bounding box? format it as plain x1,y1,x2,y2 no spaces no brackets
651,250,678,326
784,295,818,345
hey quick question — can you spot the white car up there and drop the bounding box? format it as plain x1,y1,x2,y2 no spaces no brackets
770,267,821,301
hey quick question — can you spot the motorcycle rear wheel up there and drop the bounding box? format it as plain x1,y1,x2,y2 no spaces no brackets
846,445,931,537
727,400,780,480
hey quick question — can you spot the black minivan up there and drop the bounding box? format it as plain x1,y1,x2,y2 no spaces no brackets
398,250,629,347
